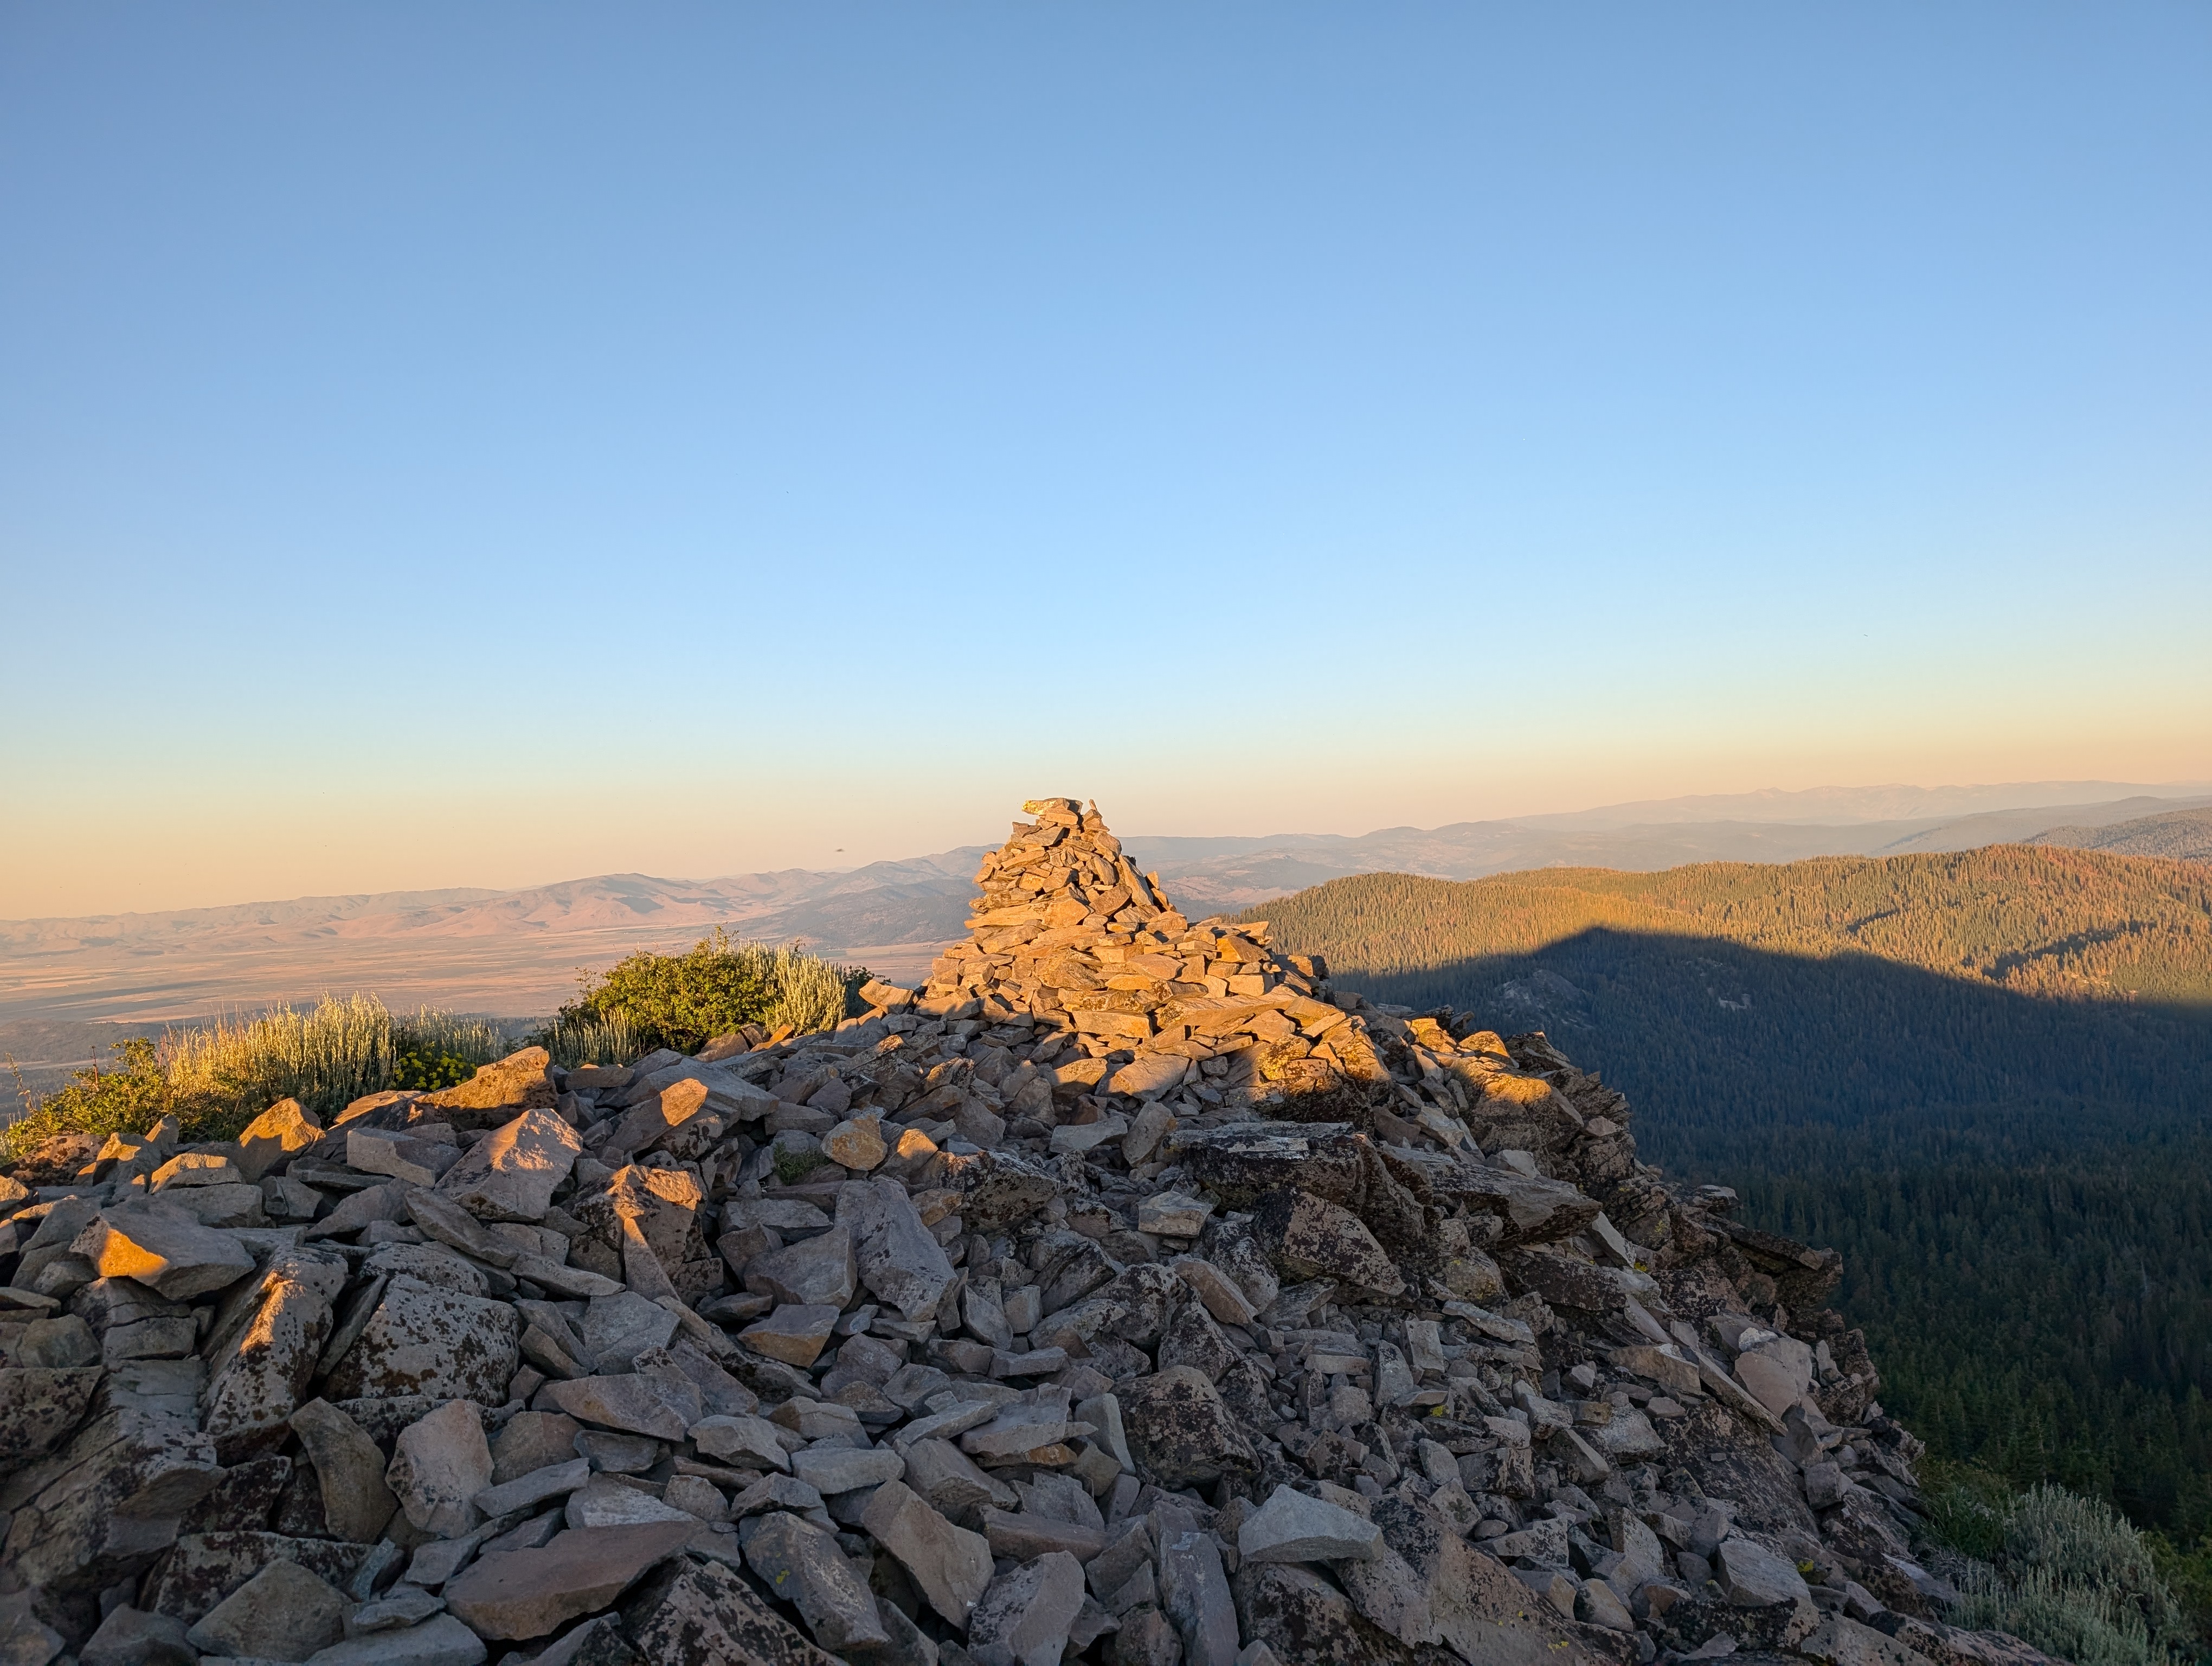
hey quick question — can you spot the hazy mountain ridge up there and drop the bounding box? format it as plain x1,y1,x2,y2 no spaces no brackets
7,786,2208,1031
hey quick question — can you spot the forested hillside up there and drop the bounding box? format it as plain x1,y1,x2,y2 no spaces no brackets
2032,804,2212,864
1243,847,2212,1536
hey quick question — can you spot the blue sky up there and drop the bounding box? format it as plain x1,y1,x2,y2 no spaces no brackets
3,4,2208,915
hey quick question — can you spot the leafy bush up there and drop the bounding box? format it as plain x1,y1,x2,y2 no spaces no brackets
4,997,511,1161
1940,1482,2193,1666
545,930,865,1055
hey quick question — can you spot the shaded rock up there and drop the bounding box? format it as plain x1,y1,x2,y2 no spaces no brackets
185,1559,348,1661
565,1474,695,1528
745,1509,891,1650
1251,1190,1403,1297
622,1552,846,1666
1159,1528,1238,1666
1717,1536,1812,1608
840,1178,958,1322
490,1409,584,1483
202,1247,346,1460
581,1290,679,1370
968,1552,1087,1666
142,1533,369,1625
1230,1561,1416,1666
80,1604,195,1666
863,1478,994,1627
741,1303,841,1368
1117,1367,1255,1489
387,1398,494,1539
0,1366,104,1463
290,1398,400,1542
790,1444,905,1494
744,1227,858,1308
302,1613,490,1665
1237,1484,1382,1563
441,1522,695,1640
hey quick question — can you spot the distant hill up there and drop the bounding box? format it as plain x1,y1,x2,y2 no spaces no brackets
1243,845,2212,1532
2031,804,2212,864
1245,844,2212,1010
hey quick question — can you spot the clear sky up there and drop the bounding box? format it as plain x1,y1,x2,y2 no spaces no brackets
3,5,2208,919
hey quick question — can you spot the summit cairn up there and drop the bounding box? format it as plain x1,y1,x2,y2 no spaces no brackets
0,797,2050,1666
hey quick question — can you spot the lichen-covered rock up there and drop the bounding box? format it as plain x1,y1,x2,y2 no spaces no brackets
319,1276,520,1404
1117,1367,1255,1490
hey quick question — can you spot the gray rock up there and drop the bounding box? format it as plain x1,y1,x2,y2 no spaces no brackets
346,1586,446,1635
202,1248,346,1461
744,1509,891,1650
790,1443,905,1494
542,1370,699,1441
1718,1535,1813,1607
185,1559,349,1660
741,1302,842,1367
839,1178,957,1322
1250,1190,1403,1297
1116,1368,1255,1489
0,1365,104,1463
690,1413,792,1471
582,1290,679,1370
1236,1484,1383,1563
903,1436,1018,1521
321,1276,520,1405
968,1552,1088,1666
490,1410,586,1483
622,1552,845,1666
387,1398,494,1538
564,1474,695,1528
350,1127,464,1187
1160,1529,1238,1666
863,1478,994,1627
1170,1258,1257,1327
441,1521,694,1640
80,1604,195,1666
744,1225,859,1308
473,1456,592,1517
303,1613,491,1665
290,1398,401,1542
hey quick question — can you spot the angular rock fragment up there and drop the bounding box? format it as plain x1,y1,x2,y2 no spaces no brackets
387,1397,494,1538
442,1522,695,1639
71,1199,255,1300
434,1107,582,1222
968,1551,1087,1666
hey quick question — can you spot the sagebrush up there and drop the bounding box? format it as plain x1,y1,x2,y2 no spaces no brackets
1933,1479,2194,1666
3,997,511,1159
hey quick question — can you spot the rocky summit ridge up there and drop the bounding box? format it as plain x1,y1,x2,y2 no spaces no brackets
0,797,2055,1666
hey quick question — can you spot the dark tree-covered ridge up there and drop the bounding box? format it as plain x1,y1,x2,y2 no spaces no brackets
1242,847,2212,1535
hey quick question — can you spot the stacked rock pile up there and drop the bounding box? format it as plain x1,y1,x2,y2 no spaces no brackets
0,798,2051,1666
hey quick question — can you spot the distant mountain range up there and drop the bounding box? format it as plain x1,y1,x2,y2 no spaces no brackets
3,781,2206,1060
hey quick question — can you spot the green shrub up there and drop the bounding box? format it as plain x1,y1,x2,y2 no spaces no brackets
546,929,865,1055
4,1035,177,1160
1943,1482,2193,1666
